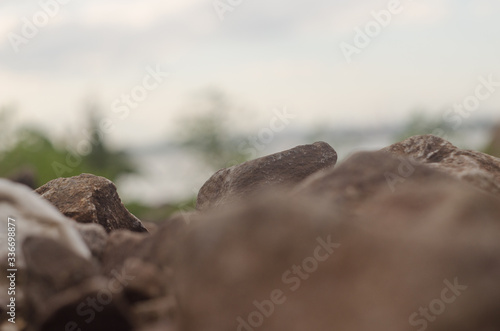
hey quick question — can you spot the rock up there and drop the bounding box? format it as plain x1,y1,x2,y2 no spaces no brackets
23,237,98,295
36,277,133,331
293,150,449,213
102,214,187,275
23,236,139,331
8,167,37,189
101,230,149,276
177,192,337,331
73,222,109,260
132,296,178,329
136,318,178,331
0,179,91,328
119,258,169,303
36,173,148,233
142,221,159,234
175,189,500,331
382,135,500,197
99,218,185,328
140,216,188,268
22,237,116,331
197,142,337,210
0,179,90,268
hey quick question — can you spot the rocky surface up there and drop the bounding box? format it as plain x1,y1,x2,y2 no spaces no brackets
0,178,91,266
36,173,148,233
382,134,500,196
0,179,91,330
292,150,448,213
73,222,109,260
5,134,500,331
176,189,500,331
196,141,337,210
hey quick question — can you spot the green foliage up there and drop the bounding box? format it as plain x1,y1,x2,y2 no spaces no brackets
175,90,249,170
395,111,454,142
0,107,137,188
482,124,500,157
125,197,196,223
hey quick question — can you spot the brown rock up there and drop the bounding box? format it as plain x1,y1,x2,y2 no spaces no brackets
36,277,133,331
101,230,149,276
97,218,186,328
136,318,178,331
102,217,186,272
0,179,91,327
0,178,91,267
196,142,337,210
382,134,500,196
293,150,451,213
36,173,148,233
8,167,36,189
142,221,159,234
23,236,145,331
23,237,99,330
119,258,169,303
73,222,109,260
175,188,500,331
132,296,178,329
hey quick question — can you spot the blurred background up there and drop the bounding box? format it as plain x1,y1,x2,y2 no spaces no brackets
1,0,499,221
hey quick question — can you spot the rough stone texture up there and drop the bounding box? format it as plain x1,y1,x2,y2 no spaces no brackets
102,216,186,280
14,135,500,331
132,296,178,329
176,188,500,331
8,167,37,189
119,258,168,303
101,230,149,276
73,222,109,260
137,319,178,331
22,237,129,331
382,134,500,197
0,179,91,267
98,217,185,329
36,277,132,331
36,173,148,233
0,179,90,328
196,142,337,210
293,150,454,214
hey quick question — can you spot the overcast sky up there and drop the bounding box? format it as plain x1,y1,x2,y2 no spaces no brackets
1,0,499,148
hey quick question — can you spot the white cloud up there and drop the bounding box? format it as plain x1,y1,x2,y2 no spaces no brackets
398,0,451,25
469,0,500,18
73,0,207,28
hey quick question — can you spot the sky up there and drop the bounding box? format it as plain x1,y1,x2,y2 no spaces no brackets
1,0,499,149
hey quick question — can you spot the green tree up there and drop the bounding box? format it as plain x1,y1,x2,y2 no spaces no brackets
0,106,137,188
175,90,248,170
395,111,455,142
483,123,500,157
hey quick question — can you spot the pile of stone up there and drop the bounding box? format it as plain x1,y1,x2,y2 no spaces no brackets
1,135,500,331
